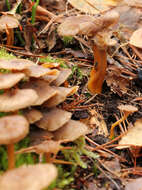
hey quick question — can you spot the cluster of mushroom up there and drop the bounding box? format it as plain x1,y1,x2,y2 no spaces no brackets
0,57,89,189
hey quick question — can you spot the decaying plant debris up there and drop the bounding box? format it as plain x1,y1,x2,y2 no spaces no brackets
0,0,142,189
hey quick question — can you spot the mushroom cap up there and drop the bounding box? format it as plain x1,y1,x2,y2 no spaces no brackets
22,79,57,106
51,68,72,86
44,86,78,108
0,15,19,31
35,140,61,154
0,115,29,144
24,65,59,78
0,163,57,190
129,28,142,48
0,73,25,89
118,104,138,114
125,177,142,190
42,73,60,83
24,109,43,124
30,129,53,146
53,120,89,141
118,118,142,149
58,10,119,37
0,59,34,71
58,15,96,37
0,89,38,112
36,108,72,131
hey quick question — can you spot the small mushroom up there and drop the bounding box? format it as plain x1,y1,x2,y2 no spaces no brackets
44,86,78,108
24,64,60,78
0,115,29,169
110,104,138,139
36,108,72,131
0,73,25,89
0,15,19,45
51,68,72,86
53,120,89,141
58,10,119,94
24,109,43,124
0,163,57,190
129,28,142,49
22,79,58,106
0,59,34,71
0,89,38,112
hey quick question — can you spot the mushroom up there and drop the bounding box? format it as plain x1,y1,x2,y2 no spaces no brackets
0,163,57,190
51,68,72,86
35,107,72,131
0,73,25,89
0,59,34,71
53,120,89,141
58,10,119,94
109,104,138,139
0,14,20,45
24,64,60,78
117,118,142,168
0,115,29,169
22,79,58,106
129,28,142,49
44,86,78,108
24,109,43,124
0,89,38,112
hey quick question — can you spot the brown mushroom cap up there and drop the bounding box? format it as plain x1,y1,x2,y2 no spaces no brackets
24,109,43,124
0,73,25,89
53,120,89,141
118,118,142,149
24,65,59,78
0,89,38,112
44,86,78,108
0,115,29,144
51,68,72,86
118,104,138,114
58,10,119,37
0,163,57,190
0,15,19,31
22,79,57,106
129,28,142,49
36,108,72,131
0,59,34,71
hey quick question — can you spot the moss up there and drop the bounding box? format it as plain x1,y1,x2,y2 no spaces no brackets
39,56,69,68
62,36,74,46
0,48,16,60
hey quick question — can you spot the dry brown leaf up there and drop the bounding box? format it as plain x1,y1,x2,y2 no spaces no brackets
68,0,122,14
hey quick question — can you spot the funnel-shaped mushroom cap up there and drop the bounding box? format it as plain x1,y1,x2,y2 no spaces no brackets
118,118,142,149
42,73,60,83
0,163,57,190
0,115,29,144
54,120,89,141
0,15,19,31
0,73,25,89
58,10,119,37
44,86,78,108
0,89,38,112
36,108,72,131
118,104,138,114
30,129,53,145
24,64,59,78
0,59,34,71
22,79,57,106
51,68,72,86
24,109,43,124
129,28,142,49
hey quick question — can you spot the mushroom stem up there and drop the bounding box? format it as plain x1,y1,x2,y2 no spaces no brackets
87,44,107,94
109,113,129,139
7,143,15,169
6,27,14,46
